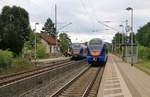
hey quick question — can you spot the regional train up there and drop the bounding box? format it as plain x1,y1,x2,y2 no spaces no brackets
71,43,87,60
86,38,108,66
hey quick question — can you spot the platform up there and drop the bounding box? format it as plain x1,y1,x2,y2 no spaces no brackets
32,57,69,63
97,54,150,97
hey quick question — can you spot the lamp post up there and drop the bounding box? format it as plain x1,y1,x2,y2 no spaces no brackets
126,7,134,66
119,24,125,60
34,22,39,63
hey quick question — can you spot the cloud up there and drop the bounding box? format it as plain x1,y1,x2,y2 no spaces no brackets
0,0,150,43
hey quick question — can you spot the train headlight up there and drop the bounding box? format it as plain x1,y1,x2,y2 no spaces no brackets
90,51,100,57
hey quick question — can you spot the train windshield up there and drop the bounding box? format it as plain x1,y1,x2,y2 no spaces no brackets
89,45,102,51
89,39,103,45
72,44,81,50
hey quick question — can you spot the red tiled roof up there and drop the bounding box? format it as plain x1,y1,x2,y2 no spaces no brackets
39,32,59,45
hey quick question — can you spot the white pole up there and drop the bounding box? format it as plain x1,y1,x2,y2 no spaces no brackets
131,8,134,66
55,4,57,54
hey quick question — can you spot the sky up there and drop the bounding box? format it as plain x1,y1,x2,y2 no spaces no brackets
0,0,150,43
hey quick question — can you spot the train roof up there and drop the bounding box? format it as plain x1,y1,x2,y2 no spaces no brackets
71,43,87,49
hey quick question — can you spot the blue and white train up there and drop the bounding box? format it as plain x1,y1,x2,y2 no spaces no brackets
71,43,87,60
86,38,108,66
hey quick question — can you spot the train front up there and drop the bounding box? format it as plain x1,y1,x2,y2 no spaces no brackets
86,38,107,66
71,43,83,60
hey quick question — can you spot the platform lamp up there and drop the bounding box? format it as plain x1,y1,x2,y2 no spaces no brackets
126,7,134,66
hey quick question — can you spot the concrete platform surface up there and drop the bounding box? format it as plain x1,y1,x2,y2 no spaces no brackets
98,54,150,97
32,57,69,63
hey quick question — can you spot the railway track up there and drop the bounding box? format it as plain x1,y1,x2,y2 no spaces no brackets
0,60,75,86
51,66,105,97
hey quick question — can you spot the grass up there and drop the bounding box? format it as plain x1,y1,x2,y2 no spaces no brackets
136,59,150,69
0,58,36,76
135,59,150,75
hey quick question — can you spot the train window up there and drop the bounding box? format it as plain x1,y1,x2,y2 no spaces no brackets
89,39,103,45
71,44,81,49
89,45,102,51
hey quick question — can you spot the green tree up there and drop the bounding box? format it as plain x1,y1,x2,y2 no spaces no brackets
112,32,129,44
59,33,71,53
23,32,42,59
42,18,56,38
112,32,123,45
136,22,150,47
0,6,31,54
0,49,13,69
24,32,41,50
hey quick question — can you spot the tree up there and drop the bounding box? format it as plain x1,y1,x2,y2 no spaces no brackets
136,22,150,47
59,33,71,53
42,18,57,38
112,32,129,45
23,32,42,59
0,6,31,54
24,31,41,50
112,32,123,45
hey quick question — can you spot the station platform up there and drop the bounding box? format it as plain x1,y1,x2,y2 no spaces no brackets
32,57,70,63
97,54,150,97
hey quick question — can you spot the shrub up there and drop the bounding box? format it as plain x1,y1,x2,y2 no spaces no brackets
0,49,13,69
36,43,46,58
138,45,150,59
12,58,35,71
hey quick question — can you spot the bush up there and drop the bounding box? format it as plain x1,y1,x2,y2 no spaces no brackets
138,46,150,59
0,50,13,69
36,43,46,58
12,58,35,71
0,58,35,75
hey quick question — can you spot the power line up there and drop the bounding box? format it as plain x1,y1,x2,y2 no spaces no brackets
79,0,96,32
98,21,120,32
84,0,125,32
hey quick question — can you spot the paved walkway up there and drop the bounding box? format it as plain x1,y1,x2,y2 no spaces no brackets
32,57,69,63
98,54,150,97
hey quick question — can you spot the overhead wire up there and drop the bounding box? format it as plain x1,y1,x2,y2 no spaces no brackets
98,21,120,32
85,0,121,33
81,0,101,31
79,0,96,32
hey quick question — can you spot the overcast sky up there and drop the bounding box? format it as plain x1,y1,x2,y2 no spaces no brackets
0,0,150,43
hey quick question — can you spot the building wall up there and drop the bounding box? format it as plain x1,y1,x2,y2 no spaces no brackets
51,45,60,54
41,39,61,54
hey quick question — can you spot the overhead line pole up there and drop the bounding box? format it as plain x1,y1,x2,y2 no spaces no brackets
55,4,57,54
